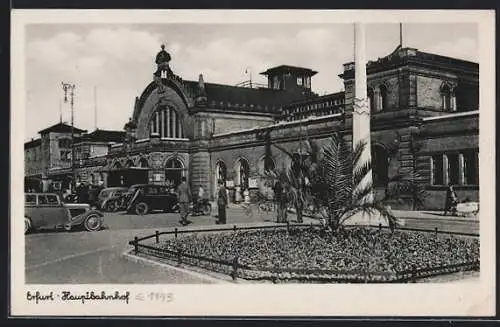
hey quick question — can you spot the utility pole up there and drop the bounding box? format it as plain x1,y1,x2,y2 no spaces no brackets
245,67,253,88
62,82,76,190
94,86,98,130
59,98,62,123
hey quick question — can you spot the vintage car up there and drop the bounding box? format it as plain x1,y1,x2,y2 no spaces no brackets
24,193,104,234
125,184,178,215
97,187,128,212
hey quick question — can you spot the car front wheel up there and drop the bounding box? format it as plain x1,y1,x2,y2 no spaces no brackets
135,202,149,215
83,213,102,232
24,217,31,234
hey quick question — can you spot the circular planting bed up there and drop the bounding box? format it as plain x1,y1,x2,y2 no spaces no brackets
155,227,479,283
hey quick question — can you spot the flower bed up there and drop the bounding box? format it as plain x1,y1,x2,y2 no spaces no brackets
154,227,479,282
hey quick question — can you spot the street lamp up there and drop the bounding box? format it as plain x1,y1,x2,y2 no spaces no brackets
62,82,76,190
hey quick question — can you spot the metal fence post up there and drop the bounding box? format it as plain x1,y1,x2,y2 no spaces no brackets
155,230,159,243
233,225,237,233
177,247,182,266
364,262,369,283
411,264,417,283
175,228,178,239
378,223,382,231
435,227,438,237
286,221,290,233
231,256,239,281
134,236,138,254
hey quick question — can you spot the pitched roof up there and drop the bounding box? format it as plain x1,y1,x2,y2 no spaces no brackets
24,138,41,149
260,65,318,77
38,122,87,135
184,80,316,114
74,129,125,143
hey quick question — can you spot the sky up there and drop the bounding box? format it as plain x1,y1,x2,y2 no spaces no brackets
24,23,478,141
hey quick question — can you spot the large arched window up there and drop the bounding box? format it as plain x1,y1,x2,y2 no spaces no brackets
367,87,375,112
441,84,451,111
378,84,388,111
165,158,185,187
441,84,455,111
150,107,184,138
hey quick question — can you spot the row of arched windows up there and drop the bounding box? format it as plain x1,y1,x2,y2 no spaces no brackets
112,157,186,187
149,107,185,138
215,157,276,189
368,83,457,112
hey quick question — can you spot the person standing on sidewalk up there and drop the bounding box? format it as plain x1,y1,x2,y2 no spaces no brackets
177,177,192,225
274,180,285,223
444,183,458,216
216,181,228,224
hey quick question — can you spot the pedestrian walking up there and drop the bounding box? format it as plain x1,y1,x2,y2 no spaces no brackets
216,181,228,224
177,177,192,225
274,180,286,223
444,183,458,216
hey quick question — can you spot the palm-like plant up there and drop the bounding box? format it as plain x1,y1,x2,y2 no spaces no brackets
308,133,398,232
261,132,401,231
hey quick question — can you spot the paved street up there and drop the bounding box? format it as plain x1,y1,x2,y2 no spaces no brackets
25,206,479,284
25,207,277,284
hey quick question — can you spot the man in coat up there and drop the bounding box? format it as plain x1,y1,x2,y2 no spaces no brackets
177,177,192,225
216,181,228,224
444,183,458,216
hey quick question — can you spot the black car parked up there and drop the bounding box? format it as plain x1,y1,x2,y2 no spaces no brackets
125,184,178,215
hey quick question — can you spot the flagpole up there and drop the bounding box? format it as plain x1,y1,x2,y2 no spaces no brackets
400,23,403,47
353,23,373,203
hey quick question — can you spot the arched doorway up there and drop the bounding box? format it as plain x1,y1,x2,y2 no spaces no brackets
235,158,250,191
165,157,185,188
215,160,227,185
372,145,390,199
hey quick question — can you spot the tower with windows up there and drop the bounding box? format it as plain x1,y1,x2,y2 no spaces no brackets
260,65,317,95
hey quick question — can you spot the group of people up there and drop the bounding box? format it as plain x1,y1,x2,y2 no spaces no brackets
176,177,229,226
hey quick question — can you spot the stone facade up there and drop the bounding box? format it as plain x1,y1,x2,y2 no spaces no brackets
24,123,87,191
26,46,479,210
